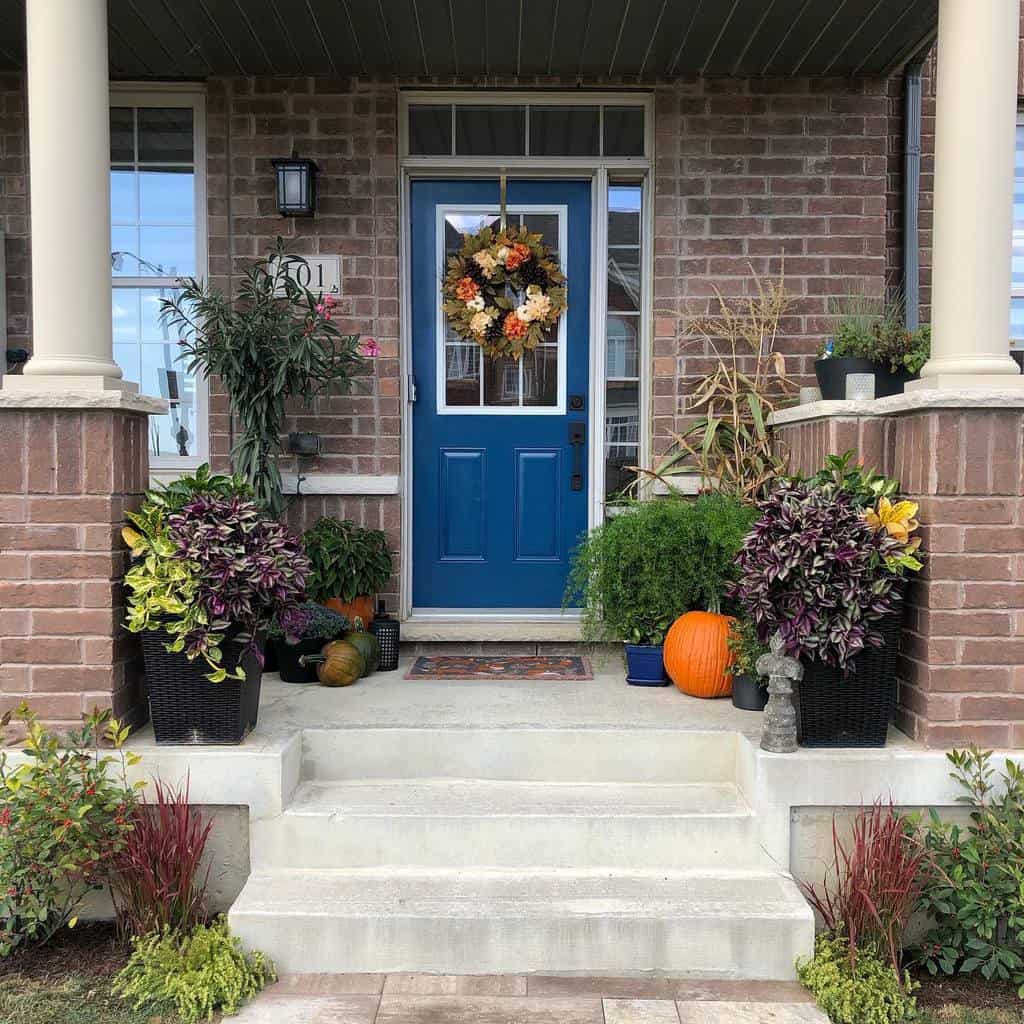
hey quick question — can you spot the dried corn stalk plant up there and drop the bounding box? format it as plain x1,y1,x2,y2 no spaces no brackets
634,266,795,503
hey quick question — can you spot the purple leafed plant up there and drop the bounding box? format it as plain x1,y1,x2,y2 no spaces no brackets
166,495,309,662
732,481,906,669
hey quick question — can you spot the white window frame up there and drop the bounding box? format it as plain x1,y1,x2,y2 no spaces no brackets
435,203,568,416
109,83,209,473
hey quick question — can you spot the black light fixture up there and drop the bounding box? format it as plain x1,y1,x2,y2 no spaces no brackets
272,154,318,217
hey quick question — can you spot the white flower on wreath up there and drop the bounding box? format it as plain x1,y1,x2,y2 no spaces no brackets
496,245,510,262
517,286,552,325
466,295,485,312
473,251,498,278
469,310,494,336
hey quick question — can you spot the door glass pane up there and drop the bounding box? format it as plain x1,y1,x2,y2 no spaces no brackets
455,106,526,156
137,107,193,163
445,343,481,405
521,213,559,254
607,316,639,378
608,248,640,311
529,106,599,156
409,104,453,155
605,381,640,499
609,186,642,244
603,107,645,157
523,346,558,407
483,355,521,406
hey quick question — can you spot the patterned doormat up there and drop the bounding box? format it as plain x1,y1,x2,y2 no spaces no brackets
405,655,593,681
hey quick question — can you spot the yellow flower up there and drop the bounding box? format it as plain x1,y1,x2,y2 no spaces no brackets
865,497,919,544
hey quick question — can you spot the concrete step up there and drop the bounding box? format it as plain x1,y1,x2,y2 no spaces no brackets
228,867,814,979
251,780,767,870
300,728,740,784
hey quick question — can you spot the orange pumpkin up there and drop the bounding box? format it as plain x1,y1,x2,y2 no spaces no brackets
300,640,365,687
664,610,735,699
323,594,375,627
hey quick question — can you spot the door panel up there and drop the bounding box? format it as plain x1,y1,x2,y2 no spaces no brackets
411,179,591,609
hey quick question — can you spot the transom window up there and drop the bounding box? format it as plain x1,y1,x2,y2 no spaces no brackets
110,92,206,467
437,207,566,415
407,101,646,159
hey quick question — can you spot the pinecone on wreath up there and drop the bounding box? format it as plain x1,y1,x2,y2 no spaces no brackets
519,262,549,290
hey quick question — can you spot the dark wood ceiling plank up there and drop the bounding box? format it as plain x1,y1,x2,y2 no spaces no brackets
415,0,458,77
482,0,524,77
299,0,364,77
199,0,277,75
517,0,559,77
606,0,668,78
378,0,425,76
853,0,939,75
578,0,628,78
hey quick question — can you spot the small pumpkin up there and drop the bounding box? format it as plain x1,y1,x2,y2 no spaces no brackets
300,639,365,688
342,617,380,675
664,608,735,699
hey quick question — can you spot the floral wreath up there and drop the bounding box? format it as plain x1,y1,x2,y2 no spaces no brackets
441,225,567,359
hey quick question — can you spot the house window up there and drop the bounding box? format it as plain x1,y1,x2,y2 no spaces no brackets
605,183,643,499
406,101,646,159
1012,120,1024,348
110,92,206,466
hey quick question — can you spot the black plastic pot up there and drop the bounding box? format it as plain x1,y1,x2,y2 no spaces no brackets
814,357,915,401
731,673,768,711
272,637,325,683
625,644,669,686
141,627,263,745
796,613,903,748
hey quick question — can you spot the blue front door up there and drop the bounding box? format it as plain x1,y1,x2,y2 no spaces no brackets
411,179,592,609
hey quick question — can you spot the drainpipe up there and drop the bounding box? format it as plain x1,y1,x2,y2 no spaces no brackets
904,56,925,331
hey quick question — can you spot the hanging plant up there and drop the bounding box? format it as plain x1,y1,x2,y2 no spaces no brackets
441,224,567,359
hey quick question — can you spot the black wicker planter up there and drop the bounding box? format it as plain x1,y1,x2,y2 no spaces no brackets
796,613,903,748
141,627,264,745
272,636,324,684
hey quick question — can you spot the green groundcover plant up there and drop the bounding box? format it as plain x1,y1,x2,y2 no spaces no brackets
915,747,1024,995
0,706,141,957
798,932,918,1024
565,494,755,646
113,918,275,1023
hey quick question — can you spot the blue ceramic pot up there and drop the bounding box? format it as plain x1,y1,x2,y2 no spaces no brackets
625,644,669,686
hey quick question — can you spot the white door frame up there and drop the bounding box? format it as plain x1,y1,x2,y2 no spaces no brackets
397,92,654,620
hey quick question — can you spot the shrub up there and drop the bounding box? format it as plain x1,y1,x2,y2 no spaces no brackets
123,490,310,682
113,917,275,1023
916,747,1024,994
302,517,393,604
565,494,755,646
798,932,917,1024
143,463,254,514
733,481,908,669
826,290,930,376
801,802,929,974
725,616,767,679
110,778,213,938
267,601,348,642
0,706,140,957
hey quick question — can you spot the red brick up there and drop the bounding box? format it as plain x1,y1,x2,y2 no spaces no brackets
31,665,122,693
27,496,116,524
0,581,80,608
959,695,1024,721
29,553,116,579
0,637,81,665
923,611,1013,637
920,723,1012,749
924,666,1012,693
961,583,1024,609
961,639,1024,666
963,526,1024,553
32,608,116,636
0,524,79,550
927,554,1014,582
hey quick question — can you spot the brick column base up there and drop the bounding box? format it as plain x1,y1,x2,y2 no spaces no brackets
0,403,153,734
775,402,1024,749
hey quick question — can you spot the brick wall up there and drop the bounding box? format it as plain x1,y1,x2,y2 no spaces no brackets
0,408,148,734
776,409,1024,749
0,72,29,359
652,77,890,459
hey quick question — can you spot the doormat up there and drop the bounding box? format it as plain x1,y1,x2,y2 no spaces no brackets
405,655,593,681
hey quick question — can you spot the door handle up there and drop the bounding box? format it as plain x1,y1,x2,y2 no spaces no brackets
569,422,585,492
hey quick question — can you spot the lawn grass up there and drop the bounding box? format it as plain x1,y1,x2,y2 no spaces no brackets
0,970,178,1024
918,1009,1023,1024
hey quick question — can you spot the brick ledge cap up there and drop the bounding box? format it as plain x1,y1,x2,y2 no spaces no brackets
0,387,168,415
770,389,1024,427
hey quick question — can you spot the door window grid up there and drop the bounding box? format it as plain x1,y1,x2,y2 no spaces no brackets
110,100,204,463
437,206,566,415
605,183,643,500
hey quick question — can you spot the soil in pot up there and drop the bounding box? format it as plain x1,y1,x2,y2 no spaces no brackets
141,627,264,745
814,357,915,401
731,673,768,711
272,636,324,683
625,644,669,686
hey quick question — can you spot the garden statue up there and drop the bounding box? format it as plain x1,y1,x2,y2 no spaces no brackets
758,631,801,753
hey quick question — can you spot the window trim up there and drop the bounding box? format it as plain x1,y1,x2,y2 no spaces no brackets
109,84,208,471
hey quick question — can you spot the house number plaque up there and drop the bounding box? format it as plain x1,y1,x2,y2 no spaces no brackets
271,254,341,299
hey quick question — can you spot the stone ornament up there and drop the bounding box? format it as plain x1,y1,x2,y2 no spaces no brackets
757,631,802,754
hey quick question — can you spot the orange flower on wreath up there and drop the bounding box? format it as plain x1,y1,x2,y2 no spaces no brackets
455,276,479,302
503,312,528,341
504,243,531,272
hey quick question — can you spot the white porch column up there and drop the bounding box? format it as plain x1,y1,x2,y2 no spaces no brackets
7,0,126,390
913,0,1024,390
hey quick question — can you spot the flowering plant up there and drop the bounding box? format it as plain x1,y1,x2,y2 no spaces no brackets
123,487,309,682
267,601,348,642
441,224,566,358
733,481,909,669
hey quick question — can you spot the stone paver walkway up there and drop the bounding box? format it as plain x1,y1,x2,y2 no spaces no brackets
232,974,827,1023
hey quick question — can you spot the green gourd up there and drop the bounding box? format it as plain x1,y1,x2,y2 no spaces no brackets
300,640,364,687
341,617,380,675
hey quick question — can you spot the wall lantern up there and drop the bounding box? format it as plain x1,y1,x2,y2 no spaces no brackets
272,155,318,217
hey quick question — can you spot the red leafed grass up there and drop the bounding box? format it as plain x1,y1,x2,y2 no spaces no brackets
110,777,213,937
801,801,929,974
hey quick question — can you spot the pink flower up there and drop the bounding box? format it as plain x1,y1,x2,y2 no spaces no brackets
315,303,325,314
360,337,380,357
323,294,337,309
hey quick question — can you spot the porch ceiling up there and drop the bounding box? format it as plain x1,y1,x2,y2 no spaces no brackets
0,0,937,80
